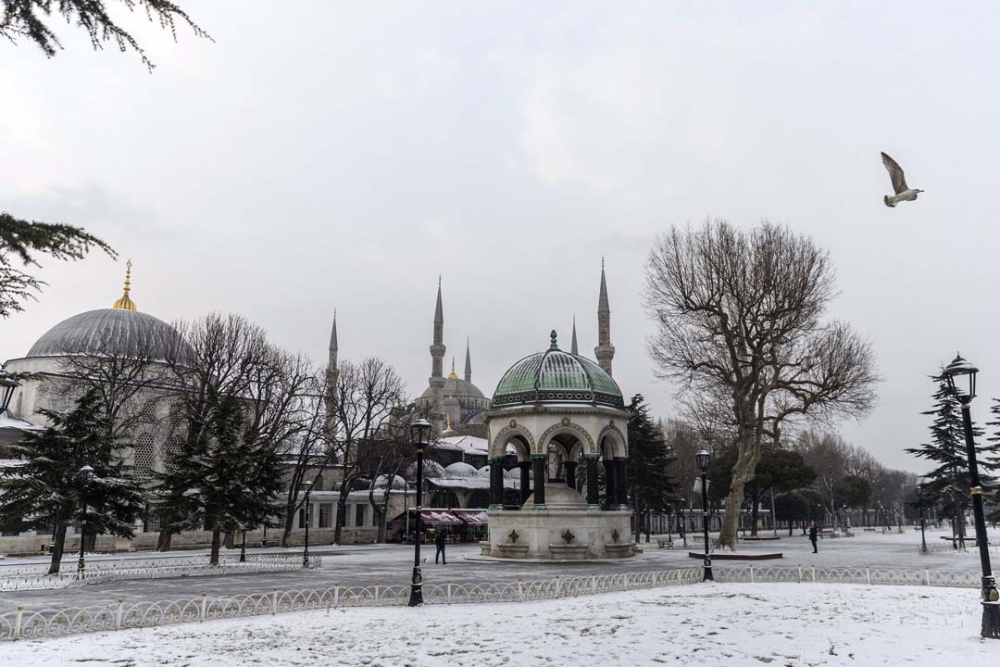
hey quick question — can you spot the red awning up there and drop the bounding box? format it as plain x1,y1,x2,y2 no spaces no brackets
450,509,489,525
418,509,464,525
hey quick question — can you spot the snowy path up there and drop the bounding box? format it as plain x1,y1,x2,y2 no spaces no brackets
1,583,990,666
0,529,982,614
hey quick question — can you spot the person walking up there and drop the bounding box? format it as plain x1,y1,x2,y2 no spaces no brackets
435,528,447,565
809,522,818,554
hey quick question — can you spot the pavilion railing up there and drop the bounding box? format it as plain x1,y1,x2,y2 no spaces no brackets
0,565,978,642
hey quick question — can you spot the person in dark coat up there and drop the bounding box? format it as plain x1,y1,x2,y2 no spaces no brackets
435,529,447,564
809,522,818,553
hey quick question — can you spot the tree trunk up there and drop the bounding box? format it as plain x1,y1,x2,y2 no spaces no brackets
334,498,347,545
210,530,222,564
224,531,236,549
750,489,761,537
49,523,67,575
156,529,174,552
281,511,295,548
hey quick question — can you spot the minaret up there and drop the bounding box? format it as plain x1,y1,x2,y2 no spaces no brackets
112,260,137,311
325,311,340,441
464,337,472,383
595,258,615,376
428,277,447,429
571,315,579,355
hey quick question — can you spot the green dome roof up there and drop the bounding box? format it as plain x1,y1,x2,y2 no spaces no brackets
492,331,623,408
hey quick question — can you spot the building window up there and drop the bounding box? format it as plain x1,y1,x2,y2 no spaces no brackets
319,503,333,528
355,504,365,527
133,433,155,479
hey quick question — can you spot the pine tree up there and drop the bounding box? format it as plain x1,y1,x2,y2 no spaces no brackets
907,378,993,546
983,398,1000,522
0,213,115,319
626,394,678,542
154,390,283,564
0,390,144,574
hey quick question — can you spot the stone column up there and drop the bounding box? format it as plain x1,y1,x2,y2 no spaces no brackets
615,458,629,508
585,455,600,507
603,459,616,509
531,454,546,508
489,456,504,509
564,461,578,490
519,461,532,505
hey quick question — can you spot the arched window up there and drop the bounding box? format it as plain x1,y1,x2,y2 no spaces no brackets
134,433,155,478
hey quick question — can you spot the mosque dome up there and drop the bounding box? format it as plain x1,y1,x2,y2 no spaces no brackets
418,376,486,402
492,330,624,409
444,461,480,478
408,460,446,480
23,263,188,363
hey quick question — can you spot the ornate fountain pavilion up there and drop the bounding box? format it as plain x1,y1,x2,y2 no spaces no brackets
481,331,634,560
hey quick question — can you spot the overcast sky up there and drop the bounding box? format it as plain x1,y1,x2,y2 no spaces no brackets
3,2,1000,472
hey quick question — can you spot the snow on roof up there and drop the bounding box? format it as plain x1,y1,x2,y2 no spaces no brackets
435,435,488,456
0,459,26,469
0,414,41,431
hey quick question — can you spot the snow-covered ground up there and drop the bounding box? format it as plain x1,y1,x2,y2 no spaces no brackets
2,583,991,666
0,528,984,615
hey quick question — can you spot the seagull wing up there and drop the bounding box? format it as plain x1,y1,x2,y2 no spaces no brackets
881,152,909,194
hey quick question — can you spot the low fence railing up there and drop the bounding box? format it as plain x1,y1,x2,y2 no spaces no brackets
0,565,979,642
0,554,320,592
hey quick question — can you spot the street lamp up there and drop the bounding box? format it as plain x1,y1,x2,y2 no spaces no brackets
301,480,313,568
695,448,713,582
0,370,18,414
941,353,1000,638
408,417,432,607
77,465,94,577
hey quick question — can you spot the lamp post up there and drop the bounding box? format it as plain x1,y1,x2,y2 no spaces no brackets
77,465,94,578
301,480,313,568
0,369,18,414
408,417,431,607
695,448,712,582
941,353,1000,638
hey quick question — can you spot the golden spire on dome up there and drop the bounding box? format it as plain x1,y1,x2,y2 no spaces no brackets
112,260,137,311
445,414,452,431
448,357,458,379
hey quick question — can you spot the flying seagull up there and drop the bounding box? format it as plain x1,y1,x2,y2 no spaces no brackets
881,152,924,207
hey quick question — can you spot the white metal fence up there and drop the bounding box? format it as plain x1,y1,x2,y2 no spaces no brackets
0,554,320,592
0,565,980,642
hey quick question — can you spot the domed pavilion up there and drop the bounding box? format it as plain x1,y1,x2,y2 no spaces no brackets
481,330,634,560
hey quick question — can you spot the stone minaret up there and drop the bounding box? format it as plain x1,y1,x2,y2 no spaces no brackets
325,311,340,442
428,278,447,429
595,259,615,376
571,315,579,355
464,337,472,383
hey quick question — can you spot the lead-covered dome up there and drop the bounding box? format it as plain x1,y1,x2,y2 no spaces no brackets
26,309,187,362
492,331,623,408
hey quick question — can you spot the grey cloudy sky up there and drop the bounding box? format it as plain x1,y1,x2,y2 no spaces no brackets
3,2,1000,472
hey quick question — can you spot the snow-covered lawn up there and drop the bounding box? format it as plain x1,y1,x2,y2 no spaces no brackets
3,583,991,666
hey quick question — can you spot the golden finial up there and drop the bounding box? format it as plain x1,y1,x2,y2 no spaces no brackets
446,414,452,431
448,357,458,379
601,255,605,270
112,259,137,311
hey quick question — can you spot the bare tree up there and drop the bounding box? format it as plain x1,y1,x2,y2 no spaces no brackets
330,357,406,544
57,325,176,449
279,372,333,548
645,219,879,550
153,313,271,553
365,412,415,543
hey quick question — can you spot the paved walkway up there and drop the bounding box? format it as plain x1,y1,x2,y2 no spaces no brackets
0,527,982,613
